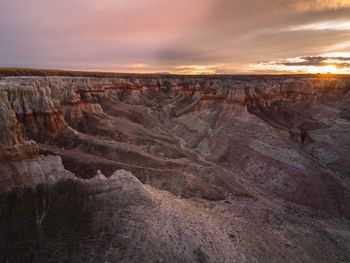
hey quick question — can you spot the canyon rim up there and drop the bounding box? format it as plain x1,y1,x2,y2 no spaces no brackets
0,72,350,262
1,0,350,262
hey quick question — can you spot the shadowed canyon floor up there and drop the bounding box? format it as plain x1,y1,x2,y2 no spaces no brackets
1,74,350,262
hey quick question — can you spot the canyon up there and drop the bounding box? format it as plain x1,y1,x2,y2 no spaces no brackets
1,73,350,262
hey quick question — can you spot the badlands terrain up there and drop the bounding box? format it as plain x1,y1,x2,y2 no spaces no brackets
1,71,350,262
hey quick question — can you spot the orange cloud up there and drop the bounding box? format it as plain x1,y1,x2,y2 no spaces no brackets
125,64,148,69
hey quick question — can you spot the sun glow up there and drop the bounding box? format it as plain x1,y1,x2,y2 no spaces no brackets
322,52,350,57
290,20,350,31
125,64,148,69
250,63,350,74
174,65,220,74
251,54,350,74
306,65,339,74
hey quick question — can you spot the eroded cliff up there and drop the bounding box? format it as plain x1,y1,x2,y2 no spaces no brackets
1,75,350,262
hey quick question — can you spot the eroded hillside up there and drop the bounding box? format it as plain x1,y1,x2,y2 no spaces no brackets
1,75,350,262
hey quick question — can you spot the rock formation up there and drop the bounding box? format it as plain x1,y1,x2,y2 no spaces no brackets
1,75,350,262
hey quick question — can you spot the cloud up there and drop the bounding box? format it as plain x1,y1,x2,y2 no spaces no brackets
289,20,350,31
0,0,350,73
250,55,350,74
155,0,350,72
0,0,212,69
125,64,148,69
280,56,350,68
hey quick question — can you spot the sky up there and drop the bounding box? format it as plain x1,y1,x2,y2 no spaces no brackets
0,0,350,74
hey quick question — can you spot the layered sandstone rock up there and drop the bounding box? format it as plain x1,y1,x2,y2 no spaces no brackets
1,75,350,262
1,76,350,212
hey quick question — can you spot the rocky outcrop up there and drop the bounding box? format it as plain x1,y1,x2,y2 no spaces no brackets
0,90,23,147
0,87,39,160
1,167,350,262
0,155,74,194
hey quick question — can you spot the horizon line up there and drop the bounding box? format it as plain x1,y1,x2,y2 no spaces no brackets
1,67,350,78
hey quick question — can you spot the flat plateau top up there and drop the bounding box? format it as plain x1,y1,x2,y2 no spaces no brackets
1,67,350,80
